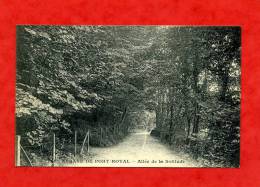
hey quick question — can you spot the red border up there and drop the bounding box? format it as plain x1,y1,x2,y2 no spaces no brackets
0,0,260,187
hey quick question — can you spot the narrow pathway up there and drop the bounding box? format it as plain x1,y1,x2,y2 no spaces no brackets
68,131,199,167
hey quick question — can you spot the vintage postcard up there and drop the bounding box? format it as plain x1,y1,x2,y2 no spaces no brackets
15,26,240,167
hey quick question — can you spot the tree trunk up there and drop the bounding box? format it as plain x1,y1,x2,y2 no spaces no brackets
192,103,200,134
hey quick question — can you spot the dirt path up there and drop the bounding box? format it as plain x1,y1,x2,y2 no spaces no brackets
67,131,199,167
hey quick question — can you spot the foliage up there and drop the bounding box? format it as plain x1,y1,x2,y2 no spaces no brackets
147,27,240,167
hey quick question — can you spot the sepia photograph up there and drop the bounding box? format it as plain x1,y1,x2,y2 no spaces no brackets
15,26,240,167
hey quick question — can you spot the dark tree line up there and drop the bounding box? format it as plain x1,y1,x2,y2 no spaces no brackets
148,27,240,167
16,26,148,145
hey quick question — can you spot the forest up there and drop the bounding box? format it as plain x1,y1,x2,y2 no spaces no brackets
16,26,240,167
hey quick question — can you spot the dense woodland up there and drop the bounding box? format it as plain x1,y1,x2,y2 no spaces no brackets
16,26,240,167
